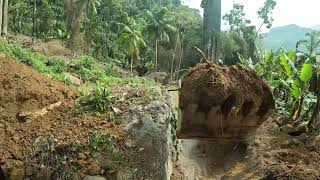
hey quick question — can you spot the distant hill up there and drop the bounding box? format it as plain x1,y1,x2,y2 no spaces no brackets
262,24,313,50
311,25,320,30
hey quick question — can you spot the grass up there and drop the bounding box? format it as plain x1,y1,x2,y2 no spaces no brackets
89,131,124,162
0,38,119,84
77,75,160,113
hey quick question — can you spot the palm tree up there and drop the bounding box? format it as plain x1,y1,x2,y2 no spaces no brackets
119,18,146,75
144,7,176,72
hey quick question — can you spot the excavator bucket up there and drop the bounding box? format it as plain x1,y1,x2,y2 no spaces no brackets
177,63,275,140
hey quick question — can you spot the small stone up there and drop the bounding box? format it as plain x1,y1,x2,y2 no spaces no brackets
275,115,291,127
83,176,106,180
125,140,133,148
10,168,25,180
65,73,81,86
37,166,52,180
87,161,101,176
78,153,86,160
296,123,308,134
13,136,20,143
76,159,87,167
280,124,295,134
26,167,36,176
298,133,309,141
0,53,6,59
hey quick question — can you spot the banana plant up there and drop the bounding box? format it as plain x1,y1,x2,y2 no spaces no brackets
280,51,314,121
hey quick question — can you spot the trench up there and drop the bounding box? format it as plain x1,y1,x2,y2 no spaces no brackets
169,91,248,180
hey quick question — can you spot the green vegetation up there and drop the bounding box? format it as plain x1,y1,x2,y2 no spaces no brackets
240,31,320,132
0,38,119,83
89,131,124,162
5,0,204,77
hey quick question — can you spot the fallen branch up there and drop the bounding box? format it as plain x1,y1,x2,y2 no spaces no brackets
194,46,211,65
274,161,301,178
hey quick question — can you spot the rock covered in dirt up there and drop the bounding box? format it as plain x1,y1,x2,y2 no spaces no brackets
65,73,81,86
120,97,177,180
83,176,106,180
31,40,73,57
145,72,170,84
178,63,275,140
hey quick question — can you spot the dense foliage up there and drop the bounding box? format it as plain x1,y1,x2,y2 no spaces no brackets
7,0,203,76
240,31,320,132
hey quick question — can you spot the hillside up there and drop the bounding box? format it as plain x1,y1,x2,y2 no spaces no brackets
262,24,313,50
311,25,320,30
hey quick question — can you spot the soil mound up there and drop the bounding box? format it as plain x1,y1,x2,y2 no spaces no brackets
0,54,76,122
31,40,73,57
0,55,123,179
178,63,275,140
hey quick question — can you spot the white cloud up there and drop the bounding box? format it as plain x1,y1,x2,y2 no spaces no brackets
182,0,320,30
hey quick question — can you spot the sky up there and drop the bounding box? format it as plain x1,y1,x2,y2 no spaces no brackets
182,0,320,31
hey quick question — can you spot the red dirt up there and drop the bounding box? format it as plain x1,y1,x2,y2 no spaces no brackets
0,55,124,179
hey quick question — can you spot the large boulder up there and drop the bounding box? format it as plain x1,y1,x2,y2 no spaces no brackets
119,93,178,180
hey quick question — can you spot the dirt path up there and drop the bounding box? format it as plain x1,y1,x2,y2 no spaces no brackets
174,139,247,180
172,119,320,180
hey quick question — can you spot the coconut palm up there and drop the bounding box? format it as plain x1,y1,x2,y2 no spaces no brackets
144,7,176,71
118,17,146,74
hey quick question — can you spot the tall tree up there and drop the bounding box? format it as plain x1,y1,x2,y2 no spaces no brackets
119,18,146,74
2,0,8,37
201,0,221,63
0,0,3,36
144,7,176,72
66,0,89,52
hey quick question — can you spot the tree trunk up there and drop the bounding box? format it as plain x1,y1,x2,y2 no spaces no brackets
203,0,221,63
131,53,134,75
170,34,179,80
32,0,37,37
67,0,88,52
0,0,3,36
2,0,8,38
155,38,158,72
308,96,320,131
176,41,184,80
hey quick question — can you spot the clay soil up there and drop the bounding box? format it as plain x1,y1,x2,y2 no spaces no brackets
0,56,124,179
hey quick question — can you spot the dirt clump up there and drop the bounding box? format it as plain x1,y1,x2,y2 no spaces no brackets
31,40,73,57
178,63,275,140
0,55,124,179
0,54,76,122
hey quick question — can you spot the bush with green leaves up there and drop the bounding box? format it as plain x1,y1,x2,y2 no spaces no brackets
79,79,113,112
240,32,320,132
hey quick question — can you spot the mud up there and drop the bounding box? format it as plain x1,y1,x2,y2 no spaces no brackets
178,63,275,140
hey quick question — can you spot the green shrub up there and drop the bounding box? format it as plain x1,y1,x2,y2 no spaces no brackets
80,80,113,112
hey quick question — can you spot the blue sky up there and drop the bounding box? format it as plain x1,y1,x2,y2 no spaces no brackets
182,0,320,31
